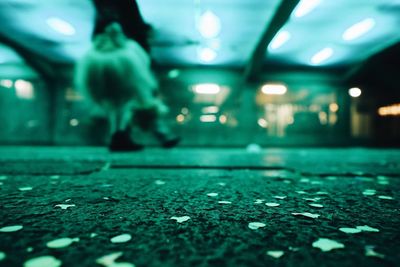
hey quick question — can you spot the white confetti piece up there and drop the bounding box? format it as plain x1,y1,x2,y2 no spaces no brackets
96,252,135,267
273,196,287,200
266,250,284,258
19,187,33,191
303,197,321,202
207,193,218,197
110,234,132,243
54,204,75,210
300,178,310,183
356,225,379,232
90,233,98,238
46,237,80,249
295,191,307,194
309,204,324,208
254,199,264,204
312,238,344,252
378,195,394,200
218,201,232,204
265,203,280,207
154,180,165,185
339,227,362,234
316,191,328,195
50,175,60,179
283,180,292,184
311,181,323,185
24,256,61,267
170,216,191,223
217,182,226,186
0,251,5,261
0,225,23,232
365,246,385,259
248,222,266,230
292,212,320,219
362,189,376,196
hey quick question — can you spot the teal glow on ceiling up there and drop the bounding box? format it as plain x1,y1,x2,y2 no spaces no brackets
137,0,400,67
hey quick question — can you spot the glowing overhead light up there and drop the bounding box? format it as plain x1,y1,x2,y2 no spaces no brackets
197,10,221,38
269,31,291,50
0,79,13,88
200,115,217,122
176,114,185,123
311,47,333,65
219,115,227,124
349,87,362,98
378,104,400,116
293,0,321,18
46,17,76,36
202,106,219,114
261,84,287,95
193,83,221,94
342,18,375,41
198,47,217,62
15,79,34,99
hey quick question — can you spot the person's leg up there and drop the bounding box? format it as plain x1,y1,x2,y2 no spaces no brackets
109,106,144,151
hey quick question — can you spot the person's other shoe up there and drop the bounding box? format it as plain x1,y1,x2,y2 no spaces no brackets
109,131,144,152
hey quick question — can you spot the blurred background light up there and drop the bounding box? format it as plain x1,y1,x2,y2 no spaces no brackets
192,84,221,95
197,10,221,39
293,0,321,18
167,69,180,79
349,87,362,98
257,118,268,128
269,31,291,50
0,79,13,88
14,80,34,99
46,17,76,36
198,47,217,62
202,106,219,114
342,18,375,41
310,47,333,65
378,104,400,116
261,84,287,95
200,114,217,123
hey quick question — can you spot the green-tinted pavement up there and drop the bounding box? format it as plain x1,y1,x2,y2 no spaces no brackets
0,147,399,266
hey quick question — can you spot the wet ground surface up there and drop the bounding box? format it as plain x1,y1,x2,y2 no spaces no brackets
0,147,399,267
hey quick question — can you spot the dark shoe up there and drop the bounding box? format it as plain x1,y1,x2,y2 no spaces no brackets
109,131,144,152
162,136,181,149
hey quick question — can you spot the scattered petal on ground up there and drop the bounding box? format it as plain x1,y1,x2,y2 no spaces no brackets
18,187,33,191
54,204,75,210
378,195,394,200
362,189,376,196
309,204,324,208
0,251,5,261
292,212,320,219
273,196,287,200
339,227,362,234
0,225,23,232
170,216,191,223
154,180,165,185
207,193,218,197
312,238,345,252
303,197,321,202
265,202,280,207
316,191,328,195
254,199,264,204
300,178,310,183
365,246,385,259
295,191,307,194
356,225,379,232
218,201,231,204
248,222,266,230
311,181,323,185
46,237,80,248
65,199,71,202
110,234,132,243
90,233,98,238
266,250,284,258
23,256,62,267
50,175,60,179
217,182,226,186
96,252,123,266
